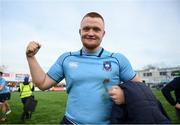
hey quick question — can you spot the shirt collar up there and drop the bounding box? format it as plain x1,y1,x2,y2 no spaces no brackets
80,47,104,57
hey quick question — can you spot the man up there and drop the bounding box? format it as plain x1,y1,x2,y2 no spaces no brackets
26,12,141,124
162,76,180,119
18,76,35,121
0,71,11,122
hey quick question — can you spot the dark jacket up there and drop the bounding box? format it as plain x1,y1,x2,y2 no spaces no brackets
161,77,180,106
110,81,171,124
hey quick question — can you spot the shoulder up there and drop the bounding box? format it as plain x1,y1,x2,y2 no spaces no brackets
101,48,126,59
57,50,80,60
111,52,128,59
1,78,6,82
103,50,132,67
110,52,131,65
100,49,113,57
29,82,33,85
171,77,180,86
19,82,24,86
51,50,80,66
174,77,180,81
58,52,71,59
55,52,72,64
0,78,6,85
29,82,34,87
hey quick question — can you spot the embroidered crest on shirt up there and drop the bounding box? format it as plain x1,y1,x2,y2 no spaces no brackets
69,62,78,69
103,61,112,71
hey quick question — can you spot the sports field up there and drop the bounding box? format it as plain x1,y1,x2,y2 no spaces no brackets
1,90,180,124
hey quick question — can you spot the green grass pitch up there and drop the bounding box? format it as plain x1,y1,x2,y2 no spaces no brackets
1,90,180,124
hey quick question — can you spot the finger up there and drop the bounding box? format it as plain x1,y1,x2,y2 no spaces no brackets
112,98,121,105
28,41,41,51
111,96,117,101
108,90,114,96
32,41,41,48
108,86,119,95
31,41,40,48
109,85,118,92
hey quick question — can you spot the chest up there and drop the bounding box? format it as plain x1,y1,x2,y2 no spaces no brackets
63,56,119,82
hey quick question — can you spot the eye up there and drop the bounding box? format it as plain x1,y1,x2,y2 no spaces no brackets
82,27,90,32
93,27,101,32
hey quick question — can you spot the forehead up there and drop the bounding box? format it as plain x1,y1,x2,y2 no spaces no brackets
81,17,104,29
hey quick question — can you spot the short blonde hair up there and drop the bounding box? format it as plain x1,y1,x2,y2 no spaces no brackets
81,12,104,24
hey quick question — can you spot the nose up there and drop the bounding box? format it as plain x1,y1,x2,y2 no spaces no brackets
87,29,94,36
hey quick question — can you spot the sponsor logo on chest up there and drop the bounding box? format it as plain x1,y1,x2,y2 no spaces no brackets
69,62,79,69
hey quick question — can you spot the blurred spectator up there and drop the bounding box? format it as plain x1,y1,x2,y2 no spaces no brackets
162,77,180,119
18,76,36,121
0,71,11,122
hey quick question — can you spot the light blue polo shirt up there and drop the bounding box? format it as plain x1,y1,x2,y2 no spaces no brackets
0,77,10,94
47,48,136,124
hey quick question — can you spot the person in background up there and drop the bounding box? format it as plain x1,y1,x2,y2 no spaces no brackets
162,76,180,119
18,76,35,121
0,71,11,122
25,12,141,124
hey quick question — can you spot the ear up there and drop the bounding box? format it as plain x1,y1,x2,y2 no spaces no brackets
79,29,81,35
103,30,105,37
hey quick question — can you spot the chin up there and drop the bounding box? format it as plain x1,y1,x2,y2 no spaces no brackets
83,43,100,50
82,39,101,50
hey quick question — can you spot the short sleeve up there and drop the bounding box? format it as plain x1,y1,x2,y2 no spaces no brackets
47,52,70,83
113,53,136,82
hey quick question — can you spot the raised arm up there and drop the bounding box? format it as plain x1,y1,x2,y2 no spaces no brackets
26,41,56,90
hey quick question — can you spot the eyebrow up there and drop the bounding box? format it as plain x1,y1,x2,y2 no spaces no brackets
82,26,102,31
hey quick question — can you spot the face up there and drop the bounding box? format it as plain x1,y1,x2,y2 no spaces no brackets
79,17,105,51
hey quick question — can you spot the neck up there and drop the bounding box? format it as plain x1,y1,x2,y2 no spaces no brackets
83,46,101,53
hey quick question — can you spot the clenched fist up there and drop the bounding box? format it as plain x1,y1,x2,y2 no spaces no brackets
108,85,125,105
26,41,41,57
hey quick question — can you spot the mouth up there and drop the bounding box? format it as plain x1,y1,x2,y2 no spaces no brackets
84,39,97,44
85,38,95,40
84,36,96,41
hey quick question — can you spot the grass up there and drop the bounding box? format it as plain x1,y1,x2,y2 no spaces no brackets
1,91,67,124
153,89,180,123
1,90,180,124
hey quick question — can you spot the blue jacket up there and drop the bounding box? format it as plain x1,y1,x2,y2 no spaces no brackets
110,81,171,124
